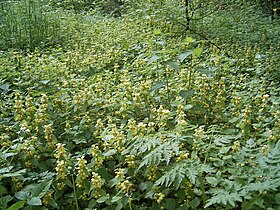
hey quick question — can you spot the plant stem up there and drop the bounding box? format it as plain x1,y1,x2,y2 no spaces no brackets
72,175,79,210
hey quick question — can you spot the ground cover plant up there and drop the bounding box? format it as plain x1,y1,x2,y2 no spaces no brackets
0,0,280,209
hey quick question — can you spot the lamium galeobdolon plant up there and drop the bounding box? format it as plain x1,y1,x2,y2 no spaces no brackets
0,0,280,209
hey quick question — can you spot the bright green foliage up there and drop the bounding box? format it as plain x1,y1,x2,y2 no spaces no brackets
0,0,280,209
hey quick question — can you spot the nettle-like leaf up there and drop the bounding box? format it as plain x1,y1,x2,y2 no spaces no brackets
242,179,280,194
138,140,181,169
155,160,214,189
123,135,160,155
15,179,52,203
205,189,243,208
257,141,280,179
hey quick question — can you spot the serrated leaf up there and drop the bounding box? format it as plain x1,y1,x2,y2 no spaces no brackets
186,168,198,184
205,191,242,208
6,201,26,210
206,177,218,187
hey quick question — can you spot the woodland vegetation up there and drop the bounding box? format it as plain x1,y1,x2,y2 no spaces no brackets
0,0,280,209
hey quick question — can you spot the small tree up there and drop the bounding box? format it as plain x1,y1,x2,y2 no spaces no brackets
184,0,223,30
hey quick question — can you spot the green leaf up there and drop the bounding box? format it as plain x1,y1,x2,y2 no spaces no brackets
148,55,161,64
115,203,123,210
206,177,218,187
151,81,165,91
185,37,195,43
16,179,52,202
48,199,59,208
39,80,50,85
163,198,176,209
111,196,122,203
0,196,13,209
176,204,189,210
15,191,29,201
27,197,42,206
96,196,109,203
6,201,26,210
193,48,203,57
103,149,117,156
0,166,13,174
165,60,179,70
31,180,52,198
0,84,9,92
190,197,200,209
179,89,194,100
178,51,192,62
154,29,161,35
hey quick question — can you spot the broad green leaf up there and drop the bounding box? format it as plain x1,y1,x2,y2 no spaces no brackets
148,55,161,64
111,196,122,203
163,198,176,209
39,80,50,85
178,51,192,62
48,199,59,208
190,197,200,209
151,81,165,91
193,48,203,57
0,84,9,92
115,203,123,210
153,29,161,35
6,201,26,210
155,40,166,45
27,197,42,206
96,196,109,203
179,89,194,100
0,166,13,174
31,180,52,198
15,191,29,201
0,196,13,209
165,60,179,70
185,37,195,43
103,149,117,156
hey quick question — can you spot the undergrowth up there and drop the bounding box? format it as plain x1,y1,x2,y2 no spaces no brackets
0,0,279,209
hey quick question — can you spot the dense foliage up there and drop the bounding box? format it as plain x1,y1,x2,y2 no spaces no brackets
0,0,280,209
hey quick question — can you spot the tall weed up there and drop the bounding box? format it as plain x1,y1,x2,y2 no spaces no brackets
0,0,62,50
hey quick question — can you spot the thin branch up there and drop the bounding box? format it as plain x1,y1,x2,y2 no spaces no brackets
167,15,230,57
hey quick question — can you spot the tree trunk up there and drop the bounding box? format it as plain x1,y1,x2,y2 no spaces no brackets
185,0,191,30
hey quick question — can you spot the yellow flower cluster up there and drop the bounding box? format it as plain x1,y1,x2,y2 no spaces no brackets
54,143,68,190
76,156,89,188
117,180,133,194
91,172,103,198
154,192,165,203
